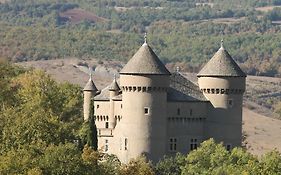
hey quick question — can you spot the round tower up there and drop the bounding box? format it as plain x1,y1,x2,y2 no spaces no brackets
118,35,171,163
197,40,246,148
108,75,121,128
83,69,99,121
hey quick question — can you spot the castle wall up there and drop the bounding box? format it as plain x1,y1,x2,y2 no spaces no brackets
198,77,245,148
114,74,169,163
166,101,208,154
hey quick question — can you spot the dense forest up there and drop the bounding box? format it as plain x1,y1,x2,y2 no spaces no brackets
0,61,280,174
0,0,281,76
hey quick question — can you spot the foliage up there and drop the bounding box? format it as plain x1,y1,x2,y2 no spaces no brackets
119,156,155,175
154,153,186,175
0,0,281,77
79,116,98,150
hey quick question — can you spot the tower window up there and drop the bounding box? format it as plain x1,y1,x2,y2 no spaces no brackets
228,99,233,107
120,138,122,150
190,138,198,151
190,109,193,116
124,138,128,150
144,107,149,115
169,138,177,151
105,122,109,128
226,144,232,151
97,104,99,109
177,108,180,115
105,139,109,152
121,104,123,108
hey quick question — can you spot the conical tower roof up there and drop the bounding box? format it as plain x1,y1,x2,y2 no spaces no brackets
109,75,120,91
83,79,98,91
120,41,170,75
197,43,246,77
83,69,98,92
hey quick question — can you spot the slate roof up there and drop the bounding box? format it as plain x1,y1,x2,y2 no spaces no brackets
168,72,207,101
83,78,98,92
108,78,121,91
95,72,206,102
197,46,246,77
120,43,171,75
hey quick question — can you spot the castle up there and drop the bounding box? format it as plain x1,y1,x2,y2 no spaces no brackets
83,37,246,163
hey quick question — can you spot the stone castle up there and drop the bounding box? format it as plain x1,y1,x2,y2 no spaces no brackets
83,38,246,163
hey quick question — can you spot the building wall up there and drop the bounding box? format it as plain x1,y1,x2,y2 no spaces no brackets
93,76,245,162
113,74,169,163
198,77,245,148
166,101,207,155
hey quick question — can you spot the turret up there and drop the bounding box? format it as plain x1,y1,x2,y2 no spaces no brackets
197,40,246,148
83,69,99,121
108,75,121,128
117,33,171,163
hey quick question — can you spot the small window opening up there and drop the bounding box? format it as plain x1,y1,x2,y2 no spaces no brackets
105,122,109,128
226,144,232,151
169,138,177,151
177,108,180,115
228,99,233,107
97,104,100,109
144,107,149,115
190,109,193,116
190,138,198,151
124,138,128,150
105,139,109,152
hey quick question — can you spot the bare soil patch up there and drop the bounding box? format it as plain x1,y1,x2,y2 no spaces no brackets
212,17,246,24
255,6,281,12
59,8,109,24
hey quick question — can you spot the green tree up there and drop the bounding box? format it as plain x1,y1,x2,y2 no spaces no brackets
119,156,155,175
155,153,185,175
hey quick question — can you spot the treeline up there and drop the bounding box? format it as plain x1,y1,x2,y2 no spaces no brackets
0,62,280,174
0,0,281,77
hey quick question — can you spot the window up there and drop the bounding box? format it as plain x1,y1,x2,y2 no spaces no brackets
105,139,109,152
190,109,193,116
190,138,197,151
120,138,122,150
105,122,109,128
121,104,123,108
226,144,232,151
144,107,149,115
228,99,233,107
177,108,180,115
124,138,128,150
97,104,99,109
169,138,177,151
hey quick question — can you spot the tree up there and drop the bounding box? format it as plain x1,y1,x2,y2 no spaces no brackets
119,156,155,175
154,153,185,175
79,115,98,151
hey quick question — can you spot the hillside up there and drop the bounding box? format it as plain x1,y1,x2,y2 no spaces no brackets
0,0,281,77
18,59,281,156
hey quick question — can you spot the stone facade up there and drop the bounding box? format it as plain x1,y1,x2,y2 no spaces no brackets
83,41,246,163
